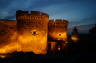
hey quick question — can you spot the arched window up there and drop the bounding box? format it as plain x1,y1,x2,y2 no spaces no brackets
32,31,38,36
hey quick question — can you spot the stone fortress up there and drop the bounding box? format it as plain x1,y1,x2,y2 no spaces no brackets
0,10,69,54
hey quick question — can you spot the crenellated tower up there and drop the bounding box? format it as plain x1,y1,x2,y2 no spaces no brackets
48,19,69,52
16,10,49,54
48,19,68,41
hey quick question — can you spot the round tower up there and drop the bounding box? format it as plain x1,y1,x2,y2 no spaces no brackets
48,19,69,52
48,19,68,41
16,10,49,54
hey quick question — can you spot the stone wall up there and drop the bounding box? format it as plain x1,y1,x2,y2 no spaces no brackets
48,19,68,41
16,10,49,54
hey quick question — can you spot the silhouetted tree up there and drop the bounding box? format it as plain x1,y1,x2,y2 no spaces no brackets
89,24,96,34
72,27,79,36
71,27,79,42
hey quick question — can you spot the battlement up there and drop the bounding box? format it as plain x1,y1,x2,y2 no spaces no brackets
49,19,68,24
16,10,49,17
48,19,68,28
0,20,16,26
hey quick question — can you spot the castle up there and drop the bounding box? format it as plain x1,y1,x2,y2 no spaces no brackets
0,10,69,54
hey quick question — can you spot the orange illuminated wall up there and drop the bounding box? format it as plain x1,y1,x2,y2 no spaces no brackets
48,19,68,41
0,10,69,55
0,20,17,54
16,10,49,54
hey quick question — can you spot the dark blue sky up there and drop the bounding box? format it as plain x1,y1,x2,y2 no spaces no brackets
0,0,96,33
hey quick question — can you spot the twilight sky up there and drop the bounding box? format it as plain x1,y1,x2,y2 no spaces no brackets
0,0,96,33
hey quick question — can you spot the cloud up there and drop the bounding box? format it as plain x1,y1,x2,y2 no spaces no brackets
0,0,13,9
0,0,96,24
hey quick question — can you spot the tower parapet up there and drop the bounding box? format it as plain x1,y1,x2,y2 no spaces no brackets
16,10,49,32
16,10,48,20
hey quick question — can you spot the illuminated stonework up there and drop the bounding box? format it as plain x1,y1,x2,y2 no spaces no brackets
48,19,68,51
0,10,69,54
16,10,49,54
48,19,68,41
